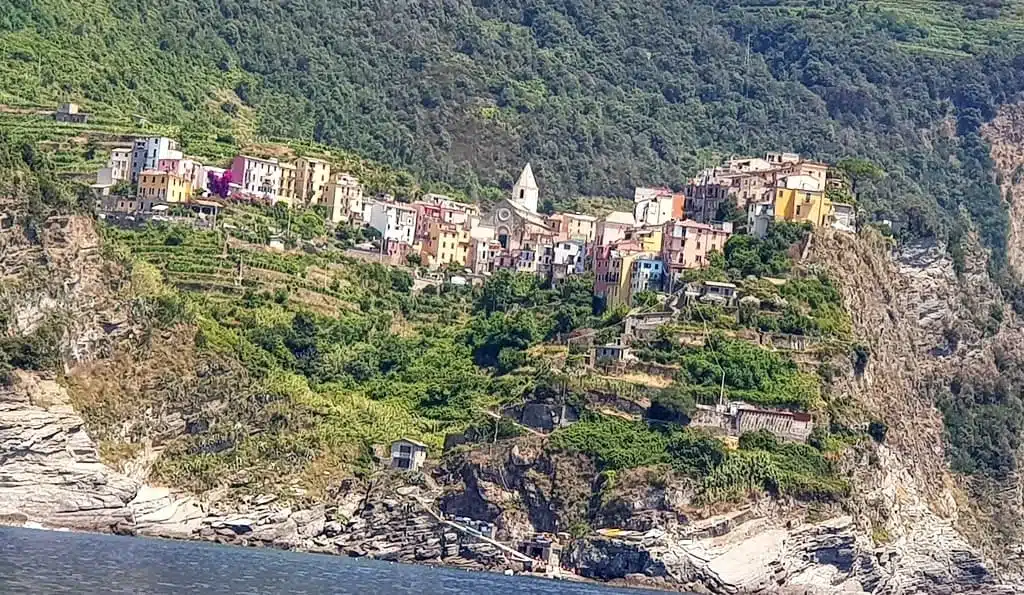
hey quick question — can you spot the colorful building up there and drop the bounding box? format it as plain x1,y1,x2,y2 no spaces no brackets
629,258,666,298
548,212,597,243
138,170,193,205
594,211,636,247
425,221,470,269
661,219,733,283
773,175,832,227
277,162,298,207
131,137,180,184
633,187,684,227
322,173,364,223
294,157,332,205
593,240,647,308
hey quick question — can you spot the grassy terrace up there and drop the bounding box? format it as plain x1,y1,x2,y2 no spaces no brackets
730,0,1024,55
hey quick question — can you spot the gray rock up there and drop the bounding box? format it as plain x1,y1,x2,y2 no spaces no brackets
0,372,139,532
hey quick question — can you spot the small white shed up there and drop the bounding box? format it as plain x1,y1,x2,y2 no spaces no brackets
390,438,428,471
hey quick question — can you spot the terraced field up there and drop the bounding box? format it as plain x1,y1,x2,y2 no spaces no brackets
731,0,1024,56
112,231,357,316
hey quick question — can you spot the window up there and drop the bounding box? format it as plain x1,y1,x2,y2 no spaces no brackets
395,457,411,469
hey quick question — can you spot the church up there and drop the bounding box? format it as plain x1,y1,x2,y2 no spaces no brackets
479,164,556,273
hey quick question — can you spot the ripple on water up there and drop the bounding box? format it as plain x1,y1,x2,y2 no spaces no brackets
0,527,662,594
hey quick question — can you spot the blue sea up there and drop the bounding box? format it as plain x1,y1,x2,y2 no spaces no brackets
0,527,660,594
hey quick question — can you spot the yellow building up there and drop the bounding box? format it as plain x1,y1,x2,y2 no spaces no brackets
773,175,833,227
426,221,470,269
277,162,297,207
295,157,332,205
624,226,663,253
138,170,192,203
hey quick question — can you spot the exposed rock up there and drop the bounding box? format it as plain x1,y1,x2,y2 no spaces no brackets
0,371,139,531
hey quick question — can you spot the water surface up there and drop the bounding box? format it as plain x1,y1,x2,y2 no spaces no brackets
0,527,659,594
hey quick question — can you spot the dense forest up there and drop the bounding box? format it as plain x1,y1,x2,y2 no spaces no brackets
3,0,1024,257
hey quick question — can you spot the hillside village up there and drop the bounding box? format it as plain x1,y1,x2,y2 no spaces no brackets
80,134,866,456
92,136,857,309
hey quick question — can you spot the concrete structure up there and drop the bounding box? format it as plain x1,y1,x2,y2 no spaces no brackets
100,194,140,214
131,137,181,184
832,202,856,233
517,536,563,570
548,212,597,243
54,103,89,124
390,438,428,471
691,402,813,443
747,201,775,239
633,187,684,227
511,163,539,213
138,170,192,205
91,167,117,197
322,173,364,223
684,280,738,306
106,148,132,182
294,157,332,205
661,219,733,287
368,201,418,247
231,155,281,201
593,342,635,365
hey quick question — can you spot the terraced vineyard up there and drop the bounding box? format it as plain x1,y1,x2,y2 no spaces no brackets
107,226,358,315
731,0,1024,56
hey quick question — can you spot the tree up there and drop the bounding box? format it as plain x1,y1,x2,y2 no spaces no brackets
836,158,885,197
648,384,696,425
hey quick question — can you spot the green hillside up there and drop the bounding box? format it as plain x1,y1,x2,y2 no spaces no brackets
3,0,1024,253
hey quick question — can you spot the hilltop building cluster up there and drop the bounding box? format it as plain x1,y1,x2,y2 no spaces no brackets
94,138,855,305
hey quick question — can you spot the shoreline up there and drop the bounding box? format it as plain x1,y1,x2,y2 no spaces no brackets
0,517,674,593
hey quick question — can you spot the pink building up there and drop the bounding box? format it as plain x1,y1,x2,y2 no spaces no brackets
158,157,206,192
594,211,636,247
661,219,733,287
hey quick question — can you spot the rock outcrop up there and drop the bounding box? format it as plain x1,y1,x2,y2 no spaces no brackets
0,371,138,531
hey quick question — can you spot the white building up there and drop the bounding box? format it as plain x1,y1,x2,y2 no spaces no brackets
130,137,181,184
511,163,539,214
389,438,428,471
832,202,856,233
368,201,417,245
231,155,282,201
107,148,132,183
633,187,680,227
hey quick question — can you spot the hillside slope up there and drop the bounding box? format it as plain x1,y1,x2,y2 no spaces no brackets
3,0,1024,246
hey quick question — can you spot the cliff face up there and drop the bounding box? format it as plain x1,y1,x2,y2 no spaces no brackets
0,370,138,530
